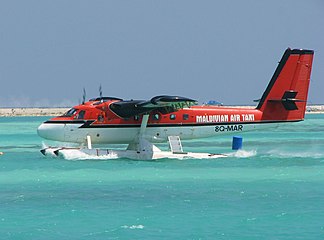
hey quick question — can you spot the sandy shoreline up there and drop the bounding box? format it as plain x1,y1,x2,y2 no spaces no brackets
0,105,323,117
0,108,69,117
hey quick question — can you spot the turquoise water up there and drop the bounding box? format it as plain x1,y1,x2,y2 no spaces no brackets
0,115,324,239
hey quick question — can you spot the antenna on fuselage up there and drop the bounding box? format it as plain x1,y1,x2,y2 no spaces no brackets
82,88,86,105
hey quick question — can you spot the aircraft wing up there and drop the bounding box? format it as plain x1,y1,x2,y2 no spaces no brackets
110,95,197,118
139,95,197,108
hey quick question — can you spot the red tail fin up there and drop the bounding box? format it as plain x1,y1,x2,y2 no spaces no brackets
257,48,314,121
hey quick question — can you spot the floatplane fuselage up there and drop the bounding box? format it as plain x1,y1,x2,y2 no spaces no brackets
38,106,263,144
37,48,314,160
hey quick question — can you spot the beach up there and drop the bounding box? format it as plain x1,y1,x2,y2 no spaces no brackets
0,105,323,117
0,108,69,117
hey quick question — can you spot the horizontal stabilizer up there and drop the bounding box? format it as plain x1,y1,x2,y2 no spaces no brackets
268,90,306,110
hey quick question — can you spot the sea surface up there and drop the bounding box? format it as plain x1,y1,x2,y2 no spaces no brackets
0,115,323,240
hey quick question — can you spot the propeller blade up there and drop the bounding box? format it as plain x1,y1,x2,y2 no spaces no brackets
99,84,103,99
82,88,86,104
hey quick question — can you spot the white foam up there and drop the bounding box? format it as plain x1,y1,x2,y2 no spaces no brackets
227,149,257,158
61,150,119,160
267,150,324,159
41,141,48,149
121,225,144,229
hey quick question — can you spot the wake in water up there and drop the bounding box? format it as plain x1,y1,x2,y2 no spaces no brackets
41,142,324,161
266,149,324,159
61,150,119,161
227,149,257,158
121,225,145,230
226,148,324,160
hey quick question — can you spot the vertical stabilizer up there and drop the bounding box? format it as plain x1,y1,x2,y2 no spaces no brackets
257,48,314,121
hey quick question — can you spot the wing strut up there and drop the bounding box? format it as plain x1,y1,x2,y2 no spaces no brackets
139,114,149,136
126,114,157,157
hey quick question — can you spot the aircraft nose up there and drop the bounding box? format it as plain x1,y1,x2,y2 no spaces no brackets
37,122,65,141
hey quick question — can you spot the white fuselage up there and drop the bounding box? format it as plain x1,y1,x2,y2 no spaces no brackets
37,121,277,144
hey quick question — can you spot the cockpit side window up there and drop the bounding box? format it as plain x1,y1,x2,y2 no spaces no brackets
97,114,104,122
62,108,77,117
77,110,86,119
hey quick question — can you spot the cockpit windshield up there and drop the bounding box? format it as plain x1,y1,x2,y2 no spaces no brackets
62,108,78,117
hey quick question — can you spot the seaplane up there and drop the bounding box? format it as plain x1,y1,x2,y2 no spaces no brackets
38,48,314,160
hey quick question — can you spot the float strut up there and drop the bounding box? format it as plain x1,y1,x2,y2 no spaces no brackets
87,135,92,149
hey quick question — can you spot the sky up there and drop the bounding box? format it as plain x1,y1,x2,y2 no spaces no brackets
0,0,323,107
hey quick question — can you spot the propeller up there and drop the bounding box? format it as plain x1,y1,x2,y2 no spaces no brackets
99,84,103,101
82,88,86,104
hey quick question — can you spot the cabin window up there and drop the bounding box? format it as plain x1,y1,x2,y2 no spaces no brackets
152,113,160,121
183,114,189,120
77,110,86,119
170,114,176,120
